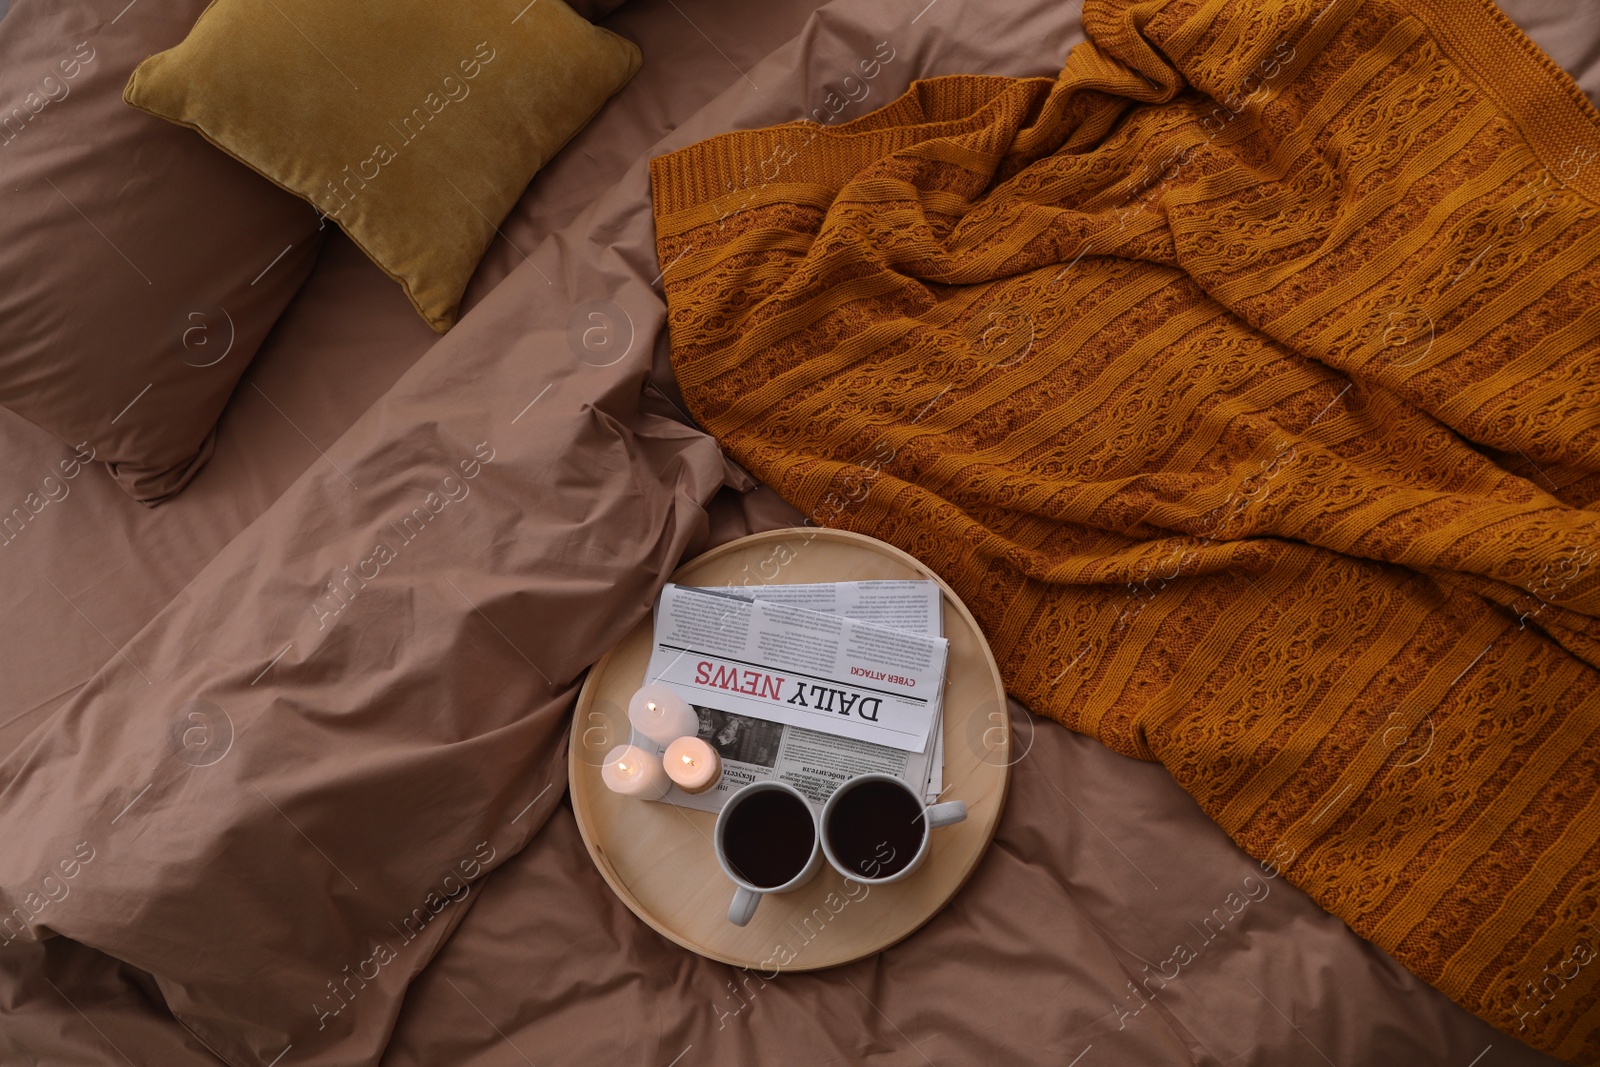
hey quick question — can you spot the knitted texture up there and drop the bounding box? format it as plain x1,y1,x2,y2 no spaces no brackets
652,0,1600,1057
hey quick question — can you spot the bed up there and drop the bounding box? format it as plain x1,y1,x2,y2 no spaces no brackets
0,0,1595,1063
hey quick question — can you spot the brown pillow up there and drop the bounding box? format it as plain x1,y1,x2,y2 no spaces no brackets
567,0,631,20
125,0,642,332
0,0,324,504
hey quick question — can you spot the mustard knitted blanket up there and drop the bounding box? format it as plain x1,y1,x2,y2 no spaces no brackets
651,0,1600,1057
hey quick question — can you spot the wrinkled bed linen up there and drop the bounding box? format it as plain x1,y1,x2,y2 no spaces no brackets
0,0,824,758
0,0,1595,1064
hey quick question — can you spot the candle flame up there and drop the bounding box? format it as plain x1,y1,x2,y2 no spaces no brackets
646,701,657,713
618,761,631,773
681,754,695,767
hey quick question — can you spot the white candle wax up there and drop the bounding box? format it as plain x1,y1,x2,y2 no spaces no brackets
627,683,698,746
600,744,671,800
663,736,722,794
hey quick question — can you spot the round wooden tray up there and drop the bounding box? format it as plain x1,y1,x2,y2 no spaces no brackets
568,528,1010,971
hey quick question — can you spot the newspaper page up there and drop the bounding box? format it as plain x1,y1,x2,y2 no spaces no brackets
650,585,945,751
695,580,946,802
641,581,949,812
704,580,943,634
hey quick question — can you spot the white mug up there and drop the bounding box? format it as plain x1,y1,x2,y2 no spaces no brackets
714,780,823,926
819,773,966,885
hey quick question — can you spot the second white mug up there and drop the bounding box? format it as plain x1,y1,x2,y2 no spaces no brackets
819,772,966,884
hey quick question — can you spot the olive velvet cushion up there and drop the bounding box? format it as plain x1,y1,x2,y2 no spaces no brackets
125,0,642,332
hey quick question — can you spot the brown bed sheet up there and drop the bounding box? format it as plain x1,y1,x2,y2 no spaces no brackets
0,0,827,759
0,0,1595,1064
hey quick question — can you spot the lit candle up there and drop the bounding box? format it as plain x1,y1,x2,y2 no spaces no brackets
600,744,671,799
664,736,722,794
627,683,698,746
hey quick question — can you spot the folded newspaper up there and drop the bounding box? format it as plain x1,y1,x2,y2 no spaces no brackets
641,580,949,812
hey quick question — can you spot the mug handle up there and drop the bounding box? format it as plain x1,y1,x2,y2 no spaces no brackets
926,800,968,829
729,885,761,926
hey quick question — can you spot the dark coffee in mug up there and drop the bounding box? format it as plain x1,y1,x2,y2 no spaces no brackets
722,787,816,888
824,777,925,879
